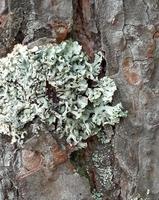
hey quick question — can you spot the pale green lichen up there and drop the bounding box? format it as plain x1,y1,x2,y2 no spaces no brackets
92,190,103,200
0,40,127,146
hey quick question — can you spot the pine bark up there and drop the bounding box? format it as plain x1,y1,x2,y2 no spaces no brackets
0,0,159,199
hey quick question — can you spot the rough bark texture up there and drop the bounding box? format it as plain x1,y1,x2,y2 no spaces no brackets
0,0,159,199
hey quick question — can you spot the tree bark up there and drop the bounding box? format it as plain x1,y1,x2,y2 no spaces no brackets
0,0,159,199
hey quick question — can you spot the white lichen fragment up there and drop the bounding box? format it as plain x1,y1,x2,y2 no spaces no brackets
0,40,127,146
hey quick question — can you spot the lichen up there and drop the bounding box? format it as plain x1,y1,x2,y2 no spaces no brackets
0,40,127,146
92,190,103,200
92,150,113,190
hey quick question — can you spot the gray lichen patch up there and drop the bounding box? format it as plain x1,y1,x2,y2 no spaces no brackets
0,40,127,146
92,149,114,190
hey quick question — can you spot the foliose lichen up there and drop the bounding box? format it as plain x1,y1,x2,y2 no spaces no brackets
0,40,127,146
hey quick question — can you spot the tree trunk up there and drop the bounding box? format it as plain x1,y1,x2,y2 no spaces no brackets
0,0,159,199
